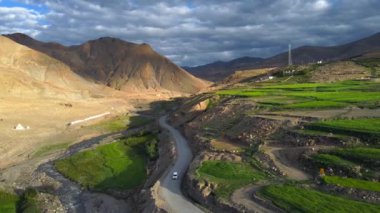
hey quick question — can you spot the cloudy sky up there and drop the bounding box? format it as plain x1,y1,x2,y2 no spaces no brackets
0,0,379,66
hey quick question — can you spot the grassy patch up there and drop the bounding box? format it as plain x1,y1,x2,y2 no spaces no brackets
33,142,71,158
55,134,156,190
260,185,380,212
196,161,266,199
323,176,380,192
90,115,152,132
0,191,18,213
312,154,357,168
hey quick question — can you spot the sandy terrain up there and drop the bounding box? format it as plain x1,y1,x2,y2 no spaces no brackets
0,97,132,169
0,85,183,170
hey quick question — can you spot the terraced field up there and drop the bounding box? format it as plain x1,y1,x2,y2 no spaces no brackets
187,64,380,212
309,147,380,180
322,176,380,193
260,185,380,212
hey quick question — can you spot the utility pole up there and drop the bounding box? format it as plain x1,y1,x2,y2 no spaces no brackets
288,44,293,66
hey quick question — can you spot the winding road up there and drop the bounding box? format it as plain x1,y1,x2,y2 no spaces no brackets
158,115,204,213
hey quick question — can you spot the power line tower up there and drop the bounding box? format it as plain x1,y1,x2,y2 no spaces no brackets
288,43,293,66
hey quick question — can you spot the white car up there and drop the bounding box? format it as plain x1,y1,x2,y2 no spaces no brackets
172,171,178,180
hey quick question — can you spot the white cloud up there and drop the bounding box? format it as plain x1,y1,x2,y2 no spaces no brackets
313,0,330,11
0,6,45,36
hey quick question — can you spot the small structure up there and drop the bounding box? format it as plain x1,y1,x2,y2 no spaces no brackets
14,123,26,131
319,168,325,177
288,44,293,66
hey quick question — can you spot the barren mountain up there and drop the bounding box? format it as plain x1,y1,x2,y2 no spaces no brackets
185,32,380,81
0,36,114,99
5,33,209,94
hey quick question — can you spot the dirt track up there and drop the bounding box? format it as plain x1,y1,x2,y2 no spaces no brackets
232,184,277,213
263,145,311,181
230,145,336,212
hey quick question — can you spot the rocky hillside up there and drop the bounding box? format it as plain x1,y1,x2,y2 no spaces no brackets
5,33,209,94
0,36,111,99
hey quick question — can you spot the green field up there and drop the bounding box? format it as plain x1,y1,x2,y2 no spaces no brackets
0,191,18,213
216,80,380,110
260,185,380,212
55,134,157,190
196,161,266,199
323,176,380,192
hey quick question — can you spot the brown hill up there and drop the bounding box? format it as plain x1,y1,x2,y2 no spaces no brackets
185,32,380,82
5,33,209,94
0,36,114,99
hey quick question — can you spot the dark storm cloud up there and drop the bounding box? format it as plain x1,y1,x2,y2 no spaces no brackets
1,0,380,66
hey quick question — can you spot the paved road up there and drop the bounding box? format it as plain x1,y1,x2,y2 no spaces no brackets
158,115,204,213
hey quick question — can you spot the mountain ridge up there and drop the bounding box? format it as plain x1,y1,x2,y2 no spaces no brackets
185,32,380,81
183,56,264,82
